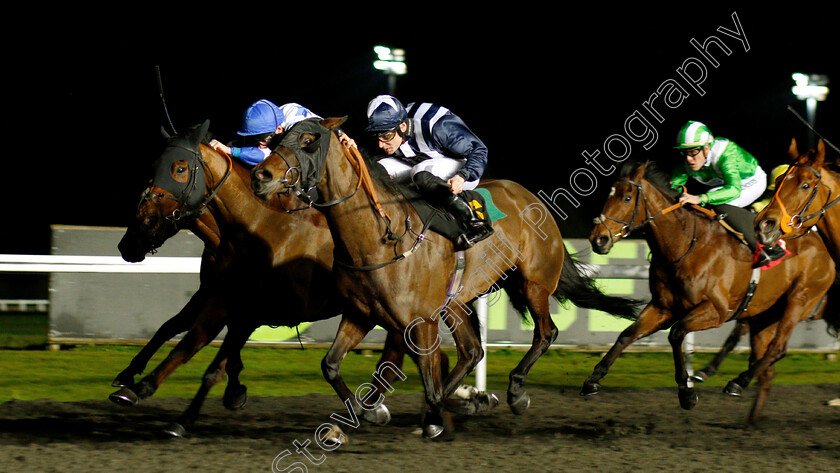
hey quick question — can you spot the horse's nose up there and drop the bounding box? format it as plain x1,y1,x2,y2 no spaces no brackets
758,218,777,233
591,235,611,254
252,168,273,183
141,214,159,230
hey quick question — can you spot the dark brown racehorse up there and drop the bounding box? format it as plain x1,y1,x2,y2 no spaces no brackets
250,117,642,439
588,160,835,423
112,120,402,437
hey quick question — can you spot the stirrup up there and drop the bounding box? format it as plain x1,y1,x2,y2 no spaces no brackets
456,223,494,249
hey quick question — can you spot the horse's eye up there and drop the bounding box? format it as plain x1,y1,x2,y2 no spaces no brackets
801,183,810,190
176,166,186,174
623,195,632,203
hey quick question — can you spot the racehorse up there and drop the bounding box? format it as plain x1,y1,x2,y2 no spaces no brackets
250,117,642,440
112,120,403,437
588,159,835,423
755,138,840,333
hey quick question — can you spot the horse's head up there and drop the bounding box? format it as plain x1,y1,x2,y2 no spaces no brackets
756,139,828,246
118,120,211,262
251,117,347,201
590,160,678,254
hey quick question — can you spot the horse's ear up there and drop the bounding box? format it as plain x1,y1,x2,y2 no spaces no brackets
161,125,171,140
321,116,348,130
197,119,211,142
788,138,799,160
632,161,647,180
815,139,826,166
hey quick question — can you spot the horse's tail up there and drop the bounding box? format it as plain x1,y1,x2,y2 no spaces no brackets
553,245,643,321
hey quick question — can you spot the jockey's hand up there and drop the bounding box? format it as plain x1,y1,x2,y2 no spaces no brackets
448,174,465,194
209,139,231,155
679,193,702,206
337,131,357,149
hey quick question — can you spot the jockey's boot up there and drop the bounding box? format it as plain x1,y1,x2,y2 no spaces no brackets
756,243,788,267
412,171,493,248
714,204,787,267
446,193,494,248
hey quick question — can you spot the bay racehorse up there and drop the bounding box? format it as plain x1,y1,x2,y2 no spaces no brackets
588,160,835,423
250,117,643,440
112,120,410,437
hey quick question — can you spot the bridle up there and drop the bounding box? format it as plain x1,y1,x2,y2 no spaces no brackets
138,140,232,252
265,143,364,213
594,178,716,264
771,163,840,234
268,128,431,271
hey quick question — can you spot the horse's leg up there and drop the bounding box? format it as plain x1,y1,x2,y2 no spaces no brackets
581,304,673,395
745,320,778,425
403,320,454,441
723,295,821,397
691,319,748,383
222,329,251,411
667,301,724,410
111,287,209,387
437,301,498,416
505,283,557,415
321,312,376,428
109,302,226,406
352,329,407,426
162,323,253,438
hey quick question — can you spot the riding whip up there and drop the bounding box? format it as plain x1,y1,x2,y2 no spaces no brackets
155,65,178,136
787,105,840,155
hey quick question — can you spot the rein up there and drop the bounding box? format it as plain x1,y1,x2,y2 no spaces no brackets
772,163,840,234
596,179,715,237
595,179,716,264
281,134,430,271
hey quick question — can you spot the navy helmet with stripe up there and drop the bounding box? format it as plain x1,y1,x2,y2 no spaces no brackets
366,95,408,132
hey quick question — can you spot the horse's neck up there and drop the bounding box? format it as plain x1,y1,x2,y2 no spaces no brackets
815,169,840,260
642,182,720,262
197,146,276,243
319,148,412,261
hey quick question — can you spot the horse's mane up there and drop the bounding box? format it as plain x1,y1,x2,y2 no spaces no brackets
361,149,416,198
619,160,681,201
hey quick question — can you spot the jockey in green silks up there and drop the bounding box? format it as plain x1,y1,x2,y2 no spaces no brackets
670,120,786,267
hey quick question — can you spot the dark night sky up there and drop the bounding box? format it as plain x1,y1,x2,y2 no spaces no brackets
4,7,838,254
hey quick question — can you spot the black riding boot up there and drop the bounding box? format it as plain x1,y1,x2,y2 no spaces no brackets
714,204,786,266
412,171,493,248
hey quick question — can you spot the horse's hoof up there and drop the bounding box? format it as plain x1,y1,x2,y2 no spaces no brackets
109,387,139,407
690,370,708,384
321,424,348,446
580,381,601,396
423,423,444,439
678,387,698,410
111,373,134,388
162,422,187,438
478,392,500,412
453,384,479,400
223,385,248,410
723,380,744,397
362,403,391,425
509,392,530,416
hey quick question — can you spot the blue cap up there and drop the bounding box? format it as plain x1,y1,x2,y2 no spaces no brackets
237,100,285,136
365,95,407,132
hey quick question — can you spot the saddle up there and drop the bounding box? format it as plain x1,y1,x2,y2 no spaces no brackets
394,184,499,251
